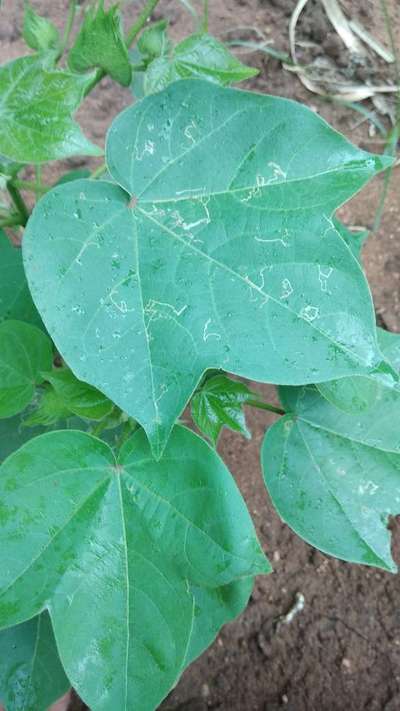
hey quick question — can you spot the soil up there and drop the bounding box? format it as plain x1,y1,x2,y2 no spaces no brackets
1,1,400,710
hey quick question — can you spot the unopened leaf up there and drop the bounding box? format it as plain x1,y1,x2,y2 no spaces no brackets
23,1,60,53
23,80,391,457
0,56,102,163
0,320,53,418
192,374,255,444
262,377,400,571
68,1,131,87
0,426,268,710
137,20,170,60
23,386,72,427
43,367,114,420
0,230,42,327
0,612,69,711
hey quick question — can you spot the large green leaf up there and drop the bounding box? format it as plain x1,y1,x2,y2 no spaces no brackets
68,1,131,87
23,80,391,457
0,612,69,711
0,56,102,163
0,426,268,711
0,230,42,327
262,374,400,571
143,33,258,94
0,320,53,418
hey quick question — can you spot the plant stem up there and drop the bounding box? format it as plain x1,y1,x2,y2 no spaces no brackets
247,399,285,416
7,182,30,226
380,0,400,129
59,0,77,57
11,179,49,195
91,163,107,179
201,0,209,32
125,0,161,47
0,214,22,228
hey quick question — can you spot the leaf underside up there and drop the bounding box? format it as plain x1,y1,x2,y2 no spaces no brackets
23,80,391,456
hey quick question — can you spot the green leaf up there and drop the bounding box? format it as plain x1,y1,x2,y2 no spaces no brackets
315,328,400,414
23,386,72,427
185,577,253,667
333,218,369,261
192,374,255,445
0,612,69,711
68,1,131,87
142,33,258,94
0,56,102,163
23,1,60,53
0,321,53,418
0,230,42,328
0,426,268,710
23,80,392,457
55,168,91,186
137,20,171,60
43,367,114,420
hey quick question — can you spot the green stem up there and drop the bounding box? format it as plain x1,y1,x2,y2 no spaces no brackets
11,178,49,195
59,0,77,57
91,163,107,179
7,183,30,226
125,0,161,47
201,0,209,32
0,214,22,228
247,399,285,416
380,0,400,129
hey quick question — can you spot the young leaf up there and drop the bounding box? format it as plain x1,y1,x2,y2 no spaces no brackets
0,320,53,418
315,328,400,414
23,1,60,53
137,20,170,60
68,1,132,87
23,80,391,457
43,367,114,420
192,374,255,445
262,380,400,572
0,230,42,328
0,56,102,163
23,386,72,427
142,32,258,94
0,426,268,710
0,612,69,711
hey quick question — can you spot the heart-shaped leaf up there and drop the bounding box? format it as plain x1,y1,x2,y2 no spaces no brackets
0,321,53,418
23,80,391,456
0,425,268,710
0,56,102,163
0,612,69,711
262,355,400,571
0,230,42,328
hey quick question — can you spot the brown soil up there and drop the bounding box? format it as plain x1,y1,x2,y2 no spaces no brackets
2,1,400,710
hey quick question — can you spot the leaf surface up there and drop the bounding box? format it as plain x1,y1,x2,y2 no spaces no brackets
23,80,391,456
143,33,258,94
68,2,131,86
0,612,69,711
0,56,102,163
262,364,400,571
0,425,268,710
0,230,42,327
0,321,53,418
